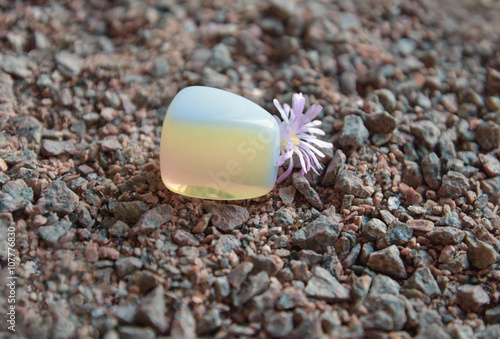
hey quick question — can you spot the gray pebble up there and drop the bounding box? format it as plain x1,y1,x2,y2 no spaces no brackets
36,73,52,90
363,111,397,135
228,262,253,289
290,260,309,281
379,210,396,225
133,204,174,234
215,234,241,255
109,200,149,225
481,176,500,205
457,284,490,313
404,267,440,298
248,253,283,276
479,153,500,177
439,253,470,273
292,215,340,253
108,220,130,238
426,226,464,245
476,120,500,151
305,266,350,301
477,325,500,339
402,161,423,188
438,171,469,199
115,257,142,277
0,179,33,212
436,210,461,228
264,312,294,337
369,274,400,297
415,323,451,339
203,201,249,232
41,139,76,156
367,245,407,279
400,55,425,73
136,285,168,333
421,152,442,190
321,310,342,334
385,220,413,246
273,206,294,227
373,89,397,112
171,301,196,339
260,18,286,36
360,242,374,264
416,93,432,109
292,172,324,209
268,0,296,20
322,149,346,186
437,134,457,162
485,305,500,324
214,276,230,300
172,229,199,247
341,194,354,210
277,286,308,310
36,180,79,216
232,271,270,307
334,170,371,198
37,220,71,247
342,243,361,268
340,72,357,95
339,115,369,149
464,232,500,269
202,67,229,88
411,120,441,149
395,38,416,56
362,218,387,241
151,58,170,77
0,54,31,78
278,185,296,205
361,293,407,331
197,308,222,335
55,52,83,77
300,249,323,267
208,43,234,71
274,36,299,60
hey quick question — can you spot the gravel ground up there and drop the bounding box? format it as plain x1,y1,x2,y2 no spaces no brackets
0,0,500,338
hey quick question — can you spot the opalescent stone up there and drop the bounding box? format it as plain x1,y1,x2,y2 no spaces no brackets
160,86,280,200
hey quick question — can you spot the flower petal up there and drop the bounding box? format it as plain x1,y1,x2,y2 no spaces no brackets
305,120,322,127
276,147,294,166
302,137,332,149
273,98,288,124
308,127,326,135
304,104,323,122
276,156,294,184
300,141,325,158
284,103,291,116
292,93,305,115
296,148,307,175
289,112,304,134
298,148,312,172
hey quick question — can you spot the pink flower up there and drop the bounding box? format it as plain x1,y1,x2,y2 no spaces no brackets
274,93,332,184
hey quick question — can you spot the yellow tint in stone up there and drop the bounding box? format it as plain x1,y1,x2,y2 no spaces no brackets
160,86,280,200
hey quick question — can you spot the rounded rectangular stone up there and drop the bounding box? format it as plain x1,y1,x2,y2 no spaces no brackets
160,86,280,200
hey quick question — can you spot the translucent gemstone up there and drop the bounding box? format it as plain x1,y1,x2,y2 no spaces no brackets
160,86,280,200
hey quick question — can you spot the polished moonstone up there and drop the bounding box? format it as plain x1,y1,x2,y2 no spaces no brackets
160,86,280,200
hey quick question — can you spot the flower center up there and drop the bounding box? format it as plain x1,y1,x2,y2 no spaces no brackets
280,135,300,150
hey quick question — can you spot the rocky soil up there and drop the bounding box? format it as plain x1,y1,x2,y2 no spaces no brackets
0,0,499,338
